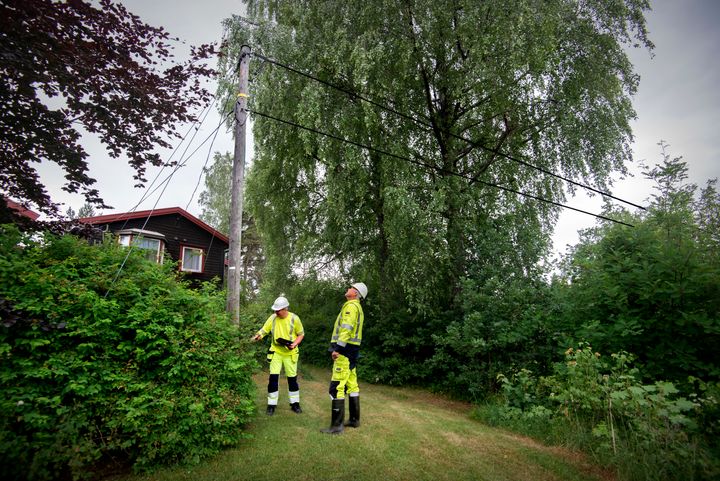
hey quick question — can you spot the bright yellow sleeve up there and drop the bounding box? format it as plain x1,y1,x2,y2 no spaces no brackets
256,315,274,338
336,304,358,346
294,316,304,337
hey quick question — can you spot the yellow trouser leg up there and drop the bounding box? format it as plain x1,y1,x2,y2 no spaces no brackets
346,366,359,396
329,354,350,399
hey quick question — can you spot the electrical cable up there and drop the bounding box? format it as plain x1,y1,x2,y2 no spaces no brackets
103,110,232,298
248,107,635,228
185,118,222,211
253,53,647,212
123,111,232,216
116,96,218,232
185,114,221,298
103,29,230,298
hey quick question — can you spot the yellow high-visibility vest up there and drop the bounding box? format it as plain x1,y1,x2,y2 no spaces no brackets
330,299,363,348
257,312,304,353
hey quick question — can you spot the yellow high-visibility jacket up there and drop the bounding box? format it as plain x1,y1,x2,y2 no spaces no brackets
330,299,363,353
256,312,304,354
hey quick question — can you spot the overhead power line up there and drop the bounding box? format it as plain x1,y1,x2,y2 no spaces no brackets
248,107,635,228
118,96,218,232
253,53,646,212
105,109,232,298
124,111,232,217
185,116,223,211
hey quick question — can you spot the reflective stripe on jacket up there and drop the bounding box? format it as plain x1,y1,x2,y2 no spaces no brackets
330,299,363,348
256,312,304,354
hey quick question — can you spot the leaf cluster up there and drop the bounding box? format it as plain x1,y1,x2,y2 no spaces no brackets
0,0,216,216
0,226,257,480
554,148,720,383
489,344,719,481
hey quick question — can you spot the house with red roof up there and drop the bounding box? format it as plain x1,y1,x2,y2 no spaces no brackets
79,207,229,284
2,197,40,222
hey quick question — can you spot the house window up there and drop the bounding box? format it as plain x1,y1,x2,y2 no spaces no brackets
181,246,205,273
118,233,164,264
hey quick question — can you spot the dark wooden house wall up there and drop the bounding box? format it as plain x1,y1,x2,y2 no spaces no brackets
101,214,227,284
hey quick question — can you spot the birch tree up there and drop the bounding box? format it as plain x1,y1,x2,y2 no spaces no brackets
218,0,652,364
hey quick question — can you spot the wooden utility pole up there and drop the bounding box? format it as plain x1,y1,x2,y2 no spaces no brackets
226,45,251,324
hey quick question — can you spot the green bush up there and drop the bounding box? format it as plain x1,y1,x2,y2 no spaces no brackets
0,226,257,480
480,344,720,481
427,274,556,400
554,157,720,385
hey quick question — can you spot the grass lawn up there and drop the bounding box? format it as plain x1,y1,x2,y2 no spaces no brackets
108,364,614,481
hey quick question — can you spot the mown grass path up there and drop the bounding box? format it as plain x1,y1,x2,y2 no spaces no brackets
113,365,614,481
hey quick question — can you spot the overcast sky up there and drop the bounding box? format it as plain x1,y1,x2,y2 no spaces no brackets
37,0,720,257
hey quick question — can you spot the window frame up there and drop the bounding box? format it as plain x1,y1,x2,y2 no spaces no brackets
117,231,165,264
180,245,205,273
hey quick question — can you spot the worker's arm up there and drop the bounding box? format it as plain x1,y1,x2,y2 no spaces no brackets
332,305,357,357
252,316,273,341
289,333,304,350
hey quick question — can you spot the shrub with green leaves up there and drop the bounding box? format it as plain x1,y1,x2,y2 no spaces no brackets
554,154,720,385
486,344,719,481
0,226,257,480
428,274,556,401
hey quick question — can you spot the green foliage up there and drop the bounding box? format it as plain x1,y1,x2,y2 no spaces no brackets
0,226,257,480
76,203,96,219
555,147,720,383
198,152,233,235
217,0,652,387
480,344,719,481
429,271,556,400
468,149,720,480
198,151,264,294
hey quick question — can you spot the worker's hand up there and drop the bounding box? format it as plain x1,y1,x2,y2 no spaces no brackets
331,351,339,361
289,342,297,350
252,334,261,342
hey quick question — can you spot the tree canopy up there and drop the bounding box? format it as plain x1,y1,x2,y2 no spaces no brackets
556,144,720,382
217,0,653,384
221,0,651,305
0,0,215,218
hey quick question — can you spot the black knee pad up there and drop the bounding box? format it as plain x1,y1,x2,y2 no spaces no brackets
287,376,299,392
268,374,279,393
329,380,340,399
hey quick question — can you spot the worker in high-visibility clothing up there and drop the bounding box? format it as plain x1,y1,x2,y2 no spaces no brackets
320,282,367,434
253,295,305,415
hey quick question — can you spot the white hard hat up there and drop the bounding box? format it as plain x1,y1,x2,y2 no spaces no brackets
351,282,368,299
271,296,289,311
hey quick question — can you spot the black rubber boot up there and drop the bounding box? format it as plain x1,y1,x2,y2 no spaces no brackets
344,396,360,428
266,405,276,416
320,398,345,434
290,402,302,414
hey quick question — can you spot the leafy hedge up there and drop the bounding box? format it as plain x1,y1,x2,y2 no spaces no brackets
478,344,720,481
0,226,257,480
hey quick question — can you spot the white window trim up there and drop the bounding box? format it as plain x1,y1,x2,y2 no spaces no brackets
180,245,205,273
117,233,164,264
